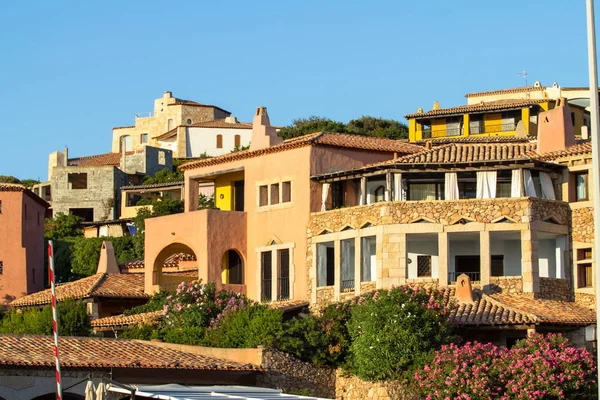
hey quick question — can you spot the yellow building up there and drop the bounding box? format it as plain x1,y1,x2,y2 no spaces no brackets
406,98,590,143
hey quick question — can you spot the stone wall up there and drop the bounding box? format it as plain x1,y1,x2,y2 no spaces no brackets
575,292,596,309
316,287,334,309
257,348,335,399
572,207,594,243
335,371,418,400
309,198,569,233
488,276,523,295
539,277,573,301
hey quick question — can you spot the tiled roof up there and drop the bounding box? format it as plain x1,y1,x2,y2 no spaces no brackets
536,141,592,161
155,127,179,141
91,311,162,328
0,335,257,371
465,85,546,98
171,99,231,114
338,287,594,327
189,118,253,129
0,183,50,208
179,132,424,171
405,99,551,119
413,136,535,146
394,142,538,164
11,273,148,307
113,125,136,130
69,151,135,167
120,253,197,270
122,181,184,190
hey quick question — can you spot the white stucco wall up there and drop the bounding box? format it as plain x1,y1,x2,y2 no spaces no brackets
186,127,252,157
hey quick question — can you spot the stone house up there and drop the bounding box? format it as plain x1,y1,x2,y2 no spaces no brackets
306,100,596,345
33,145,173,222
111,91,253,158
143,106,423,302
0,183,48,304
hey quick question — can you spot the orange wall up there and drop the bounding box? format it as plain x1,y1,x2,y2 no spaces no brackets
0,191,45,304
157,145,395,301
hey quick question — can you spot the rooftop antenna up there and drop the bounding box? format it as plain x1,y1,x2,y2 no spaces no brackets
516,70,528,87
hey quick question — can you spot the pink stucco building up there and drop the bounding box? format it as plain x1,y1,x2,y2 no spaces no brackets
144,107,422,301
0,183,48,304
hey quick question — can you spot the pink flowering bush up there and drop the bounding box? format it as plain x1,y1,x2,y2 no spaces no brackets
162,281,247,329
415,333,597,399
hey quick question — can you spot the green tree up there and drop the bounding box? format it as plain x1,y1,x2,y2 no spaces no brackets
45,213,82,241
0,175,22,184
198,194,216,210
230,145,250,153
277,116,347,140
143,168,183,185
347,116,409,140
70,236,140,277
0,300,91,336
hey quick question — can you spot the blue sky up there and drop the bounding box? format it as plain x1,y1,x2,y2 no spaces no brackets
0,0,594,180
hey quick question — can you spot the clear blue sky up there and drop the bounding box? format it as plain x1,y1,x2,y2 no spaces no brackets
0,0,594,180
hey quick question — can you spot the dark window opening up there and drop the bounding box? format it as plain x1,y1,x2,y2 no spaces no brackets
374,185,385,203
579,264,593,288
332,182,344,209
452,255,480,282
70,208,94,222
261,251,272,302
278,249,290,300
0,261,3,274
270,184,280,205
417,255,432,277
259,185,268,207
226,250,243,284
407,182,444,201
282,181,292,203
491,255,504,276
496,170,512,198
234,180,244,212
68,173,88,190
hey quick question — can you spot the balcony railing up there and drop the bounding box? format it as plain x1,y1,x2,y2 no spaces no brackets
262,279,272,302
278,277,290,301
341,278,355,292
449,271,480,283
420,122,517,138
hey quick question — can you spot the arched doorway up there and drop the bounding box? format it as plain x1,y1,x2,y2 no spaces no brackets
222,250,244,284
152,243,198,292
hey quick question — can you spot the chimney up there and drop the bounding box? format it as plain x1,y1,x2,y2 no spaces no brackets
433,101,441,110
97,241,120,274
63,147,69,167
164,91,172,98
581,125,589,140
536,97,576,154
225,116,238,124
425,141,433,150
455,274,475,303
249,106,283,151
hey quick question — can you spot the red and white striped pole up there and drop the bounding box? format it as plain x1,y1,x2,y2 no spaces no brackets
48,240,62,400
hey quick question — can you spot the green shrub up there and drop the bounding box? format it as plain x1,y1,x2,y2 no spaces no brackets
277,302,352,367
204,304,283,348
0,299,91,336
120,325,159,341
124,290,170,316
163,326,206,345
347,287,455,381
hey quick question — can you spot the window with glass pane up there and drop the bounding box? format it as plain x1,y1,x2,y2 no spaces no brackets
408,183,436,200
281,181,291,202
270,184,280,205
259,185,268,206
576,172,588,201
417,255,432,277
317,242,334,287
360,236,376,282
261,251,272,301
496,170,512,198
277,249,290,300
341,239,355,292
374,185,385,202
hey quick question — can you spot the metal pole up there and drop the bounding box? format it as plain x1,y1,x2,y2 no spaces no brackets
48,240,63,400
585,1,600,396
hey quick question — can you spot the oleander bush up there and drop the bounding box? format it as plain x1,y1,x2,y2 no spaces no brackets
414,333,597,400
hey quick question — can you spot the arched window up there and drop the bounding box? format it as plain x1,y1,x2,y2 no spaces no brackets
216,134,223,149
234,134,241,147
374,185,385,202
119,135,132,152
222,250,243,284
167,118,174,130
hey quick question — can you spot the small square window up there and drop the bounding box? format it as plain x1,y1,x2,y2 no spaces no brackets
576,172,588,201
282,181,291,203
417,255,432,277
141,133,149,144
270,184,280,205
0,261,4,275
68,173,88,189
259,185,268,207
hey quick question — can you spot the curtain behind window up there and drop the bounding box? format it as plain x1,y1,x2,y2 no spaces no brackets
476,171,497,199
511,169,523,197
445,173,459,200
523,170,537,197
539,172,556,200
317,243,329,287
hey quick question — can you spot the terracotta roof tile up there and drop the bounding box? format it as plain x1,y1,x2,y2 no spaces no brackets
112,125,136,130
91,311,162,328
11,274,148,307
0,335,257,371
122,181,184,190
465,85,546,98
0,183,50,208
491,294,596,325
120,253,197,270
395,142,538,164
189,118,253,129
68,151,135,167
405,99,551,119
180,132,423,171
537,141,592,161
155,127,179,140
